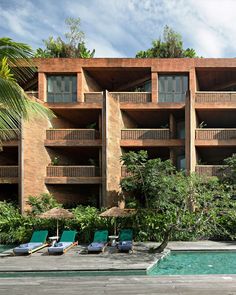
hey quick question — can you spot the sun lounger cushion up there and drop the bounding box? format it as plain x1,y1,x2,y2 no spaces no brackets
48,242,73,254
118,240,133,252
13,242,43,254
87,242,106,252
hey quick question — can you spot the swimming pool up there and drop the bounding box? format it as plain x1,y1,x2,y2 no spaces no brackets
0,245,14,253
149,251,236,275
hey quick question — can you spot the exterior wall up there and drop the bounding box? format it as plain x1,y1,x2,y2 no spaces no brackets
82,70,102,92
105,93,122,206
22,117,51,210
121,112,137,128
10,58,236,210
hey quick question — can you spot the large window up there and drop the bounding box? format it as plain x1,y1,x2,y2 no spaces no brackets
158,74,188,102
47,75,77,103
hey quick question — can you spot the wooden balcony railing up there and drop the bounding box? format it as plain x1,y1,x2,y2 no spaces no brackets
121,129,170,140
46,129,100,140
0,166,18,178
196,129,236,140
195,165,229,177
84,92,103,103
195,92,236,103
46,166,100,177
25,91,39,99
111,92,151,103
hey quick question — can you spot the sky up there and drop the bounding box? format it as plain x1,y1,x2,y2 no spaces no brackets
0,0,235,58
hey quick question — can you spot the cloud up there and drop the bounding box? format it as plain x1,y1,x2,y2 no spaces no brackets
0,0,235,57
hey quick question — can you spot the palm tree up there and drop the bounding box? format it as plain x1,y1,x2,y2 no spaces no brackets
0,37,53,143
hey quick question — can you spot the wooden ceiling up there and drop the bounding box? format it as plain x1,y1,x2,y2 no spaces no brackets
84,67,151,91
196,68,236,90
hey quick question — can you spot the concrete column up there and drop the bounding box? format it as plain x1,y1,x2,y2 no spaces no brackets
101,91,122,207
169,113,177,139
19,120,24,214
38,73,46,102
151,72,158,103
77,72,83,102
101,91,107,207
185,69,197,174
22,118,51,212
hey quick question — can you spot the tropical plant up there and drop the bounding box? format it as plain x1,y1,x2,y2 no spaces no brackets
27,193,62,215
0,37,53,143
121,151,236,252
34,17,95,58
136,25,197,58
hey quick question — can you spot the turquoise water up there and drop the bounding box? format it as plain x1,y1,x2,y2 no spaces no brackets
150,251,236,275
0,245,14,253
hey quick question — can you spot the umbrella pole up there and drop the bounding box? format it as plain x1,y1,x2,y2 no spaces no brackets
114,219,116,236
56,219,59,237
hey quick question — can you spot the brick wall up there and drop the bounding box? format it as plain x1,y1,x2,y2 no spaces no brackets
22,117,51,210
105,94,122,206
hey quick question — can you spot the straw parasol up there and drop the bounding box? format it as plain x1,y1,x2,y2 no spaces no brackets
38,208,74,236
99,207,136,235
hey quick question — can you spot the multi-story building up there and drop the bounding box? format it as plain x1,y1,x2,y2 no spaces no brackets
1,58,236,212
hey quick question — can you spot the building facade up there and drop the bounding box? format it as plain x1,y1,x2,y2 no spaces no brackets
1,58,236,212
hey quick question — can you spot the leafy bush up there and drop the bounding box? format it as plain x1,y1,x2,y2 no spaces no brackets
27,193,62,215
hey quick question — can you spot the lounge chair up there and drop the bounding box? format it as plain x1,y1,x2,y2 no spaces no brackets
117,229,133,252
48,230,78,255
13,230,48,255
87,230,108,253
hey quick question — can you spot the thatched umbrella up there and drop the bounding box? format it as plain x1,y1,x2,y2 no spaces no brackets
99,207,136,235
38,208,74,236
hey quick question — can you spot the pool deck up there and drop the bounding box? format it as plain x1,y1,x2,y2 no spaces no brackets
1,241,236,294
1,240,236,273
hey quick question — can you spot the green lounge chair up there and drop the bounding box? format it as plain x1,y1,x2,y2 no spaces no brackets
13,230,49,255
118,229,133,252
48,230,78,254
87,230,108,253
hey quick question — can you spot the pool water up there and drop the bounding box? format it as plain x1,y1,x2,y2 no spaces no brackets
0,245,14,253
149,251,236,275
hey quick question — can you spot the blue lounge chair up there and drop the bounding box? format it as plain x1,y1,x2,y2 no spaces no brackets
117,229,133,252
48,230,77,255
87,230,108,253
13,230,48,255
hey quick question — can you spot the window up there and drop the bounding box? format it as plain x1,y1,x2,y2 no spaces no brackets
47,75,77,103
158,74,188,102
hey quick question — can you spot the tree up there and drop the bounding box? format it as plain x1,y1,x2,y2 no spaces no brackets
136,25,197,58
121,151,235,252
0,37,53,143
35,17,95,58
222,154,236,186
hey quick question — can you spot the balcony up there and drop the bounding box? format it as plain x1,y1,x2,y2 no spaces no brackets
111,92,151,103
0,166,18,183
195,92,236,104
45,166,102,184
195,129,236,146
195,165,229,177
45,129,101,147
121,129,183,147
84,92,103,103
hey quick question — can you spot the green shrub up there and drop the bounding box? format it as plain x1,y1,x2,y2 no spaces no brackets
27,193,62,215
